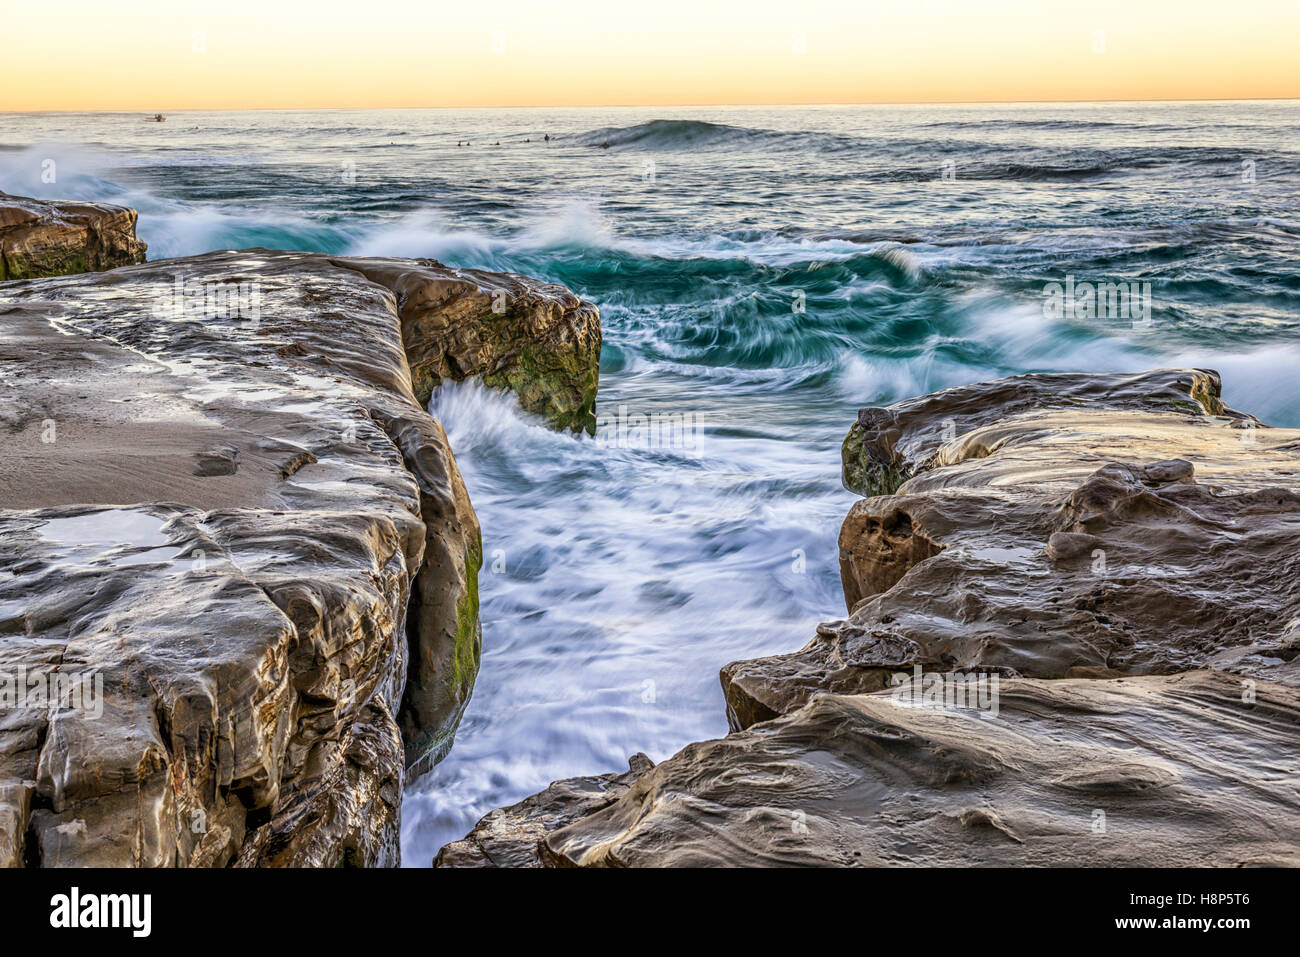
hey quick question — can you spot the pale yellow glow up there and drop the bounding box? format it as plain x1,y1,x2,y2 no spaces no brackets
3,0,1298,109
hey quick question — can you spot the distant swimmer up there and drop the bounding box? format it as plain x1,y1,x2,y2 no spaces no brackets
600,140,610,149
544,133,550,142
495,141,500,146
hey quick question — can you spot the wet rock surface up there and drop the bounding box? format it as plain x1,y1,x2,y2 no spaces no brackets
0,192,147,280
839,368,1242,497
438,368,1300,867
433,754,654,868
337,258,601,434
441,672,1300,866
725,368,1300,726
0,249,599,866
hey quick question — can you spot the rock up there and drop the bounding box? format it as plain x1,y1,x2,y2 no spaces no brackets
334,258,601,434
0,248,598,866
438,672,1300,867
840,368,1247,496
441,368,1300,868
434,754,654,868
724,368,1300,727
234,700,404,867
0,192,147,280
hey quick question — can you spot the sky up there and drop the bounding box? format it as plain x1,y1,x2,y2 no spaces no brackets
4,0,1299,110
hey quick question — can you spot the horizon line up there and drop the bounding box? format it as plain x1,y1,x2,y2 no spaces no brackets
5,96,1299,114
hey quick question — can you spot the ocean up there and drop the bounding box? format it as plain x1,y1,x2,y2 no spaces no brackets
3,101,1298,863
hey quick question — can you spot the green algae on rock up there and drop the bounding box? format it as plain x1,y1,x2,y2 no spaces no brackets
0,192,147,280
332,256,602,434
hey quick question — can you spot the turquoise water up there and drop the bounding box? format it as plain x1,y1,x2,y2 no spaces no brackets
4,102,1299,863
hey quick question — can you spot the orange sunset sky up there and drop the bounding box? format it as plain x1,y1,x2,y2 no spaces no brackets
4,0,1299,110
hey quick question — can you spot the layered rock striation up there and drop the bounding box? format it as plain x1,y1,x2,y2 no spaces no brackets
441,672,1300,866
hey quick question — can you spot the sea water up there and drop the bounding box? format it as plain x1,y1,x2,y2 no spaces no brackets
3,101,1297,863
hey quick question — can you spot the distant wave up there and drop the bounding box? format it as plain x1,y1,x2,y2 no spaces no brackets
567,118,863,153
570,119,774,149
979,162,1114,181
560,121,1293,185
916,118,1271,135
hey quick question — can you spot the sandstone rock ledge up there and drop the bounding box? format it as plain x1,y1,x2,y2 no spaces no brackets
0,249,600,866
0,192,147,280
724,368,1299,726
440,672,1300,866
437,368,1300,867
359,259,600,434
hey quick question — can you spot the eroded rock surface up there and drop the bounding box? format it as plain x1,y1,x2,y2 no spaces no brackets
439,368,1300,868
336,258,601,434
0,192,147,281
433,754,654,868
0,248,599,866
439,672,1300,866
724,369,1300,727
839,368,1241,497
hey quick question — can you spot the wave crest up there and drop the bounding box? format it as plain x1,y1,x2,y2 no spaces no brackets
570,119,778,150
